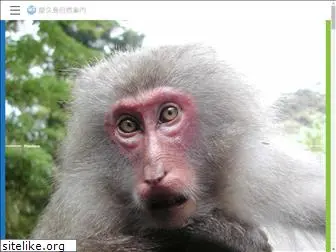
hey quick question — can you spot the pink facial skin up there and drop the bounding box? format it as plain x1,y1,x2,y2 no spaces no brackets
104,87,198,205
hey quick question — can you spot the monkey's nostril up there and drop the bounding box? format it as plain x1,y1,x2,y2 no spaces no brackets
144,171,167,185
144,176,163,185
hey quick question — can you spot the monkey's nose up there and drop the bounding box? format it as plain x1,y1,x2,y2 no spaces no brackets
144,166,167,186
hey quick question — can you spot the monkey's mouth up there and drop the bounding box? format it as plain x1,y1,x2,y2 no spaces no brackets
147,195,188,211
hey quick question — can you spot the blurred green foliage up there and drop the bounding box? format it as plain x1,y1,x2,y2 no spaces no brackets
298,117,325,153
274,89,325,152
5,20,144,238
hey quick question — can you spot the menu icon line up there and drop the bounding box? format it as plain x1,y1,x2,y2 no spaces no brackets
9,5,20,16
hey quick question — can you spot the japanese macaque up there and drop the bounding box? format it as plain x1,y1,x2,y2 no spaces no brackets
32,44,325,251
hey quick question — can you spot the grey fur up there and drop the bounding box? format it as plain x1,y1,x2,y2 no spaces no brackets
31,44,325,251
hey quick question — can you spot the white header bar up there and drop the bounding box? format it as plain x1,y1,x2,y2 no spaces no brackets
0,1,331,21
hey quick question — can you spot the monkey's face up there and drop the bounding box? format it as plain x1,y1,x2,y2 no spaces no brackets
104,86,204,228
70,45,254,230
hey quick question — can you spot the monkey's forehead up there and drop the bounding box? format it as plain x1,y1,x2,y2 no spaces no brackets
74,44,223,98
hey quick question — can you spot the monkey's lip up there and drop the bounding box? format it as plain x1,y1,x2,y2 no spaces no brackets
146,195,188,211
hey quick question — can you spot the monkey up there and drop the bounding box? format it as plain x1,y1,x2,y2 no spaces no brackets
31,44,325,251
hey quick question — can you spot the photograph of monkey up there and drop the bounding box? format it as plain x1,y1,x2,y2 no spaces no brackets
5,4,328,252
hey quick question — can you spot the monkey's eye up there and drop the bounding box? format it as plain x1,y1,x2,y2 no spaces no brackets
117,117,139,133
159,105,179,123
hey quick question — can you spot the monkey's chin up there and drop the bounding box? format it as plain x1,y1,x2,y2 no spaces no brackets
148,198,196,229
